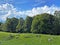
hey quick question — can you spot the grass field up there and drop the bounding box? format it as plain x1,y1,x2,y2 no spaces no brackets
0,32,60,45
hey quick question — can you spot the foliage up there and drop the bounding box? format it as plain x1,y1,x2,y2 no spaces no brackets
23,16,33,33
16,18,24,33
31,13,58,34
0,12,60,35
1,17,18,32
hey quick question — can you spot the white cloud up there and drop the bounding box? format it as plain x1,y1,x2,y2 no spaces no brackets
0,3,26,21
24,5,60,17
0,3,16,21
0,3,60,21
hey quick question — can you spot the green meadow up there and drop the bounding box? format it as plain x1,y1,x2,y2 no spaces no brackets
0,32,60,45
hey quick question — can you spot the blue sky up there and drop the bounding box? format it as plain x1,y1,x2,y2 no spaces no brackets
0,0,60,10
0,0,60,22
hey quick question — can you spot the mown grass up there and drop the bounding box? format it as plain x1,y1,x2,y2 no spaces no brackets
0,32,60,45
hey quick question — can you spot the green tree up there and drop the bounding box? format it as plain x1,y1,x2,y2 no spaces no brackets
31,13,55,34
10,17,18,32
2,17,18,32
1,18,11,32
0,22,2,31
16,18,24,33
23,16,33,33
54,11,60,34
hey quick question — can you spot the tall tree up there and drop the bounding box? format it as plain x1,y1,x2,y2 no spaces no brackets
2,17,18,32
0,22,2,31
10,17,18,32
16,18,24,33
54,11,60,34
31,13,55,34
1,18,11,32
23,16,33,33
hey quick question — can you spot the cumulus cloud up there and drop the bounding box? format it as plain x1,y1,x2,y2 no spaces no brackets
0,3,60,21
24,5,60,17
0,3,26,21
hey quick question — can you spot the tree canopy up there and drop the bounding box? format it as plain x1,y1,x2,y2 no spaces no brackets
0,12,60,35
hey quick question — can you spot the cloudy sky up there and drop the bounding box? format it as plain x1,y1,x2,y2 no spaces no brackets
0,0,60,21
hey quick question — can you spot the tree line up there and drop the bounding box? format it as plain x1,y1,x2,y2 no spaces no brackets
0,11,60,35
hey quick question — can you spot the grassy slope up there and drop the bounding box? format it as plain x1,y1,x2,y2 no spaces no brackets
0,32,60,45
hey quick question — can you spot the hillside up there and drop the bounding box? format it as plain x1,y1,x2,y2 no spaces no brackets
0,32,60,45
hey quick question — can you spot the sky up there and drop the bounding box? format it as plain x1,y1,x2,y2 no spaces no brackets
0,0,60,21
